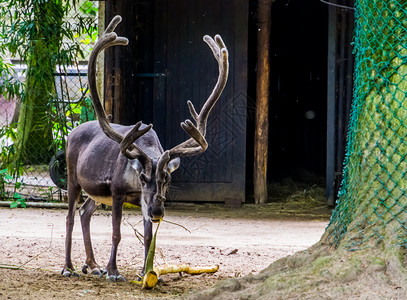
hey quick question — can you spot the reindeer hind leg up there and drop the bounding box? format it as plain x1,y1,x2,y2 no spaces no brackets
62,182,81,277
79,197,103,275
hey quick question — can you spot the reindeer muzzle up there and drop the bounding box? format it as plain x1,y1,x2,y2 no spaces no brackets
149,195,166,222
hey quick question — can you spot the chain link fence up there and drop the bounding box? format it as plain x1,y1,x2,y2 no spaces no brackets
329,0,407,249
0,1,97,204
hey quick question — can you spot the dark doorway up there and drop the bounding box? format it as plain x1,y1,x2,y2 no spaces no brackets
269,0,328,181
247,0,328,191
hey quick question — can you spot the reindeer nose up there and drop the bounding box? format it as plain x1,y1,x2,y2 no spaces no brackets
149,207,164,222
149,196,165,222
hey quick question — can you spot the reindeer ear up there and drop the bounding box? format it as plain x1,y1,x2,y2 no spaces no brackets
167,158,180,173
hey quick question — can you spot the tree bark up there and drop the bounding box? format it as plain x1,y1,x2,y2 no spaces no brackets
254,1,273,204
329,0,407,249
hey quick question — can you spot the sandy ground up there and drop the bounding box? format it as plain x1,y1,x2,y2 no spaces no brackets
0,204,329,299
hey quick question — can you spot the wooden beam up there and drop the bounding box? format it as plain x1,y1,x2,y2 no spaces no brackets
103,0,115,119
254,0,273,205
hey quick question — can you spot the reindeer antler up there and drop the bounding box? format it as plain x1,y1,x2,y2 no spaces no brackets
167,34,229,158
88,15,153,177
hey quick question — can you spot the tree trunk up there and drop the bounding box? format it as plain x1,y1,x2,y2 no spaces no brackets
13,1,64,166
328,0,407,249
254,0,273,205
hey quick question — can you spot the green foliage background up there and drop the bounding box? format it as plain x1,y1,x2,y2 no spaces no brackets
0,0,97,200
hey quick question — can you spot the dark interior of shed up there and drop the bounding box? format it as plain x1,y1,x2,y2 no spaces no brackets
246,0,328,196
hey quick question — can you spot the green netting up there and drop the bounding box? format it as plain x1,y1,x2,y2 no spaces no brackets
329,0,407,249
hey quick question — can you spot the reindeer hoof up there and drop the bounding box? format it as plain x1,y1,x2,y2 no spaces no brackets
100,269,107,278
82,264,88,274
62,268,80,278
136,273,144,282
106,274,126,282
91,268,105,276
82,264,104,276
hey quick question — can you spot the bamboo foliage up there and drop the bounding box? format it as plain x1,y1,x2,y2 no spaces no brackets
0,0,97,168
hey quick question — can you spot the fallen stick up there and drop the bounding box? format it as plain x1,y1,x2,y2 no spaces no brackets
0,264,25,270
132,263,220,289
155,263,219,276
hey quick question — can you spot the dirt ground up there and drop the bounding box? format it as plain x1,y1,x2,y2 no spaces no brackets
0,203,329,299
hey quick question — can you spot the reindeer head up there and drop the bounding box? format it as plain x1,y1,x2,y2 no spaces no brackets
131,152,180,222
87,16,228,223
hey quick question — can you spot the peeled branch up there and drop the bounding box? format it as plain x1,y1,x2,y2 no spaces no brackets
155,263,219,276
134,263,220,289
130,220,219,289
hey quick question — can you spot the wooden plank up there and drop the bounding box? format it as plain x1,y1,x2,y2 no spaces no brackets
103,0,116,118
153,0,169,148
155,0,248,202
104,0,141,125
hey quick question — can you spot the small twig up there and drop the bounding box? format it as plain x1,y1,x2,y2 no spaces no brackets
156,246,167,266
134,230,144,245
162,219,191,233
126,219,144,245
191,224,208,232
18,223,54,269
127,219,170,266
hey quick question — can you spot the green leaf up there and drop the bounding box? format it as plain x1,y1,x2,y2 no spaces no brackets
10,201,19,208
14,192,22,199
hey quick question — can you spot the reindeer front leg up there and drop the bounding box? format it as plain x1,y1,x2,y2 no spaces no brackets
105,196,126,282
142,217,153,275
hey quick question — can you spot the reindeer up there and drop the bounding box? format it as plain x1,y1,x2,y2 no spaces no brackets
61,16,229,281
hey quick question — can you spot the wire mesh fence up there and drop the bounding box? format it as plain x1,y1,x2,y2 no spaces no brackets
329,0,407,249
0,1,97,204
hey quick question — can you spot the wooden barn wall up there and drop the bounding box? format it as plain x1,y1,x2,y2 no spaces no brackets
104,0,248,203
